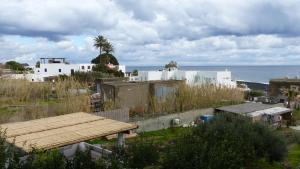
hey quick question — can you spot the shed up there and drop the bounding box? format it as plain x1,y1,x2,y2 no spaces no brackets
215,103,292,124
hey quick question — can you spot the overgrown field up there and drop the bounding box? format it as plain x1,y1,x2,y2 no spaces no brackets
148,83,244,114
0,78,90,123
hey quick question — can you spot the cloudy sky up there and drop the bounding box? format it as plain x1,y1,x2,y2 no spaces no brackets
1,0,300,66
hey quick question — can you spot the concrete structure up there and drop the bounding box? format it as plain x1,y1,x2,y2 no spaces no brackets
7,58,126,82
269,78,300,102
98,80,184,112
134,108,214,132
132,68,236,87
215,102,292,124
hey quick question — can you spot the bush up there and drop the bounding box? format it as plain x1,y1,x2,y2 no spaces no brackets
126,142,159,169
71,71,113,82
162,114,287,169
5,61,25,72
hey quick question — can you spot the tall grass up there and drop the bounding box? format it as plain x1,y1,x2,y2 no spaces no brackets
149,84,244,114
0,78,90,123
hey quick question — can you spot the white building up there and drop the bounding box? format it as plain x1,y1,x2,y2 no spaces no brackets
131,68,236,87
9,58,126,82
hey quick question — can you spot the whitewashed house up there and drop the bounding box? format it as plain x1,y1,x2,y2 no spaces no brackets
131,68,236,87
8,58,126,82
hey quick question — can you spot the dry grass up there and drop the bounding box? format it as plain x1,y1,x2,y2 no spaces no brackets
0,78,90,123
149,84,244,114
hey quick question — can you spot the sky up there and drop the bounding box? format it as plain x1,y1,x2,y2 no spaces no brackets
1,0,300,66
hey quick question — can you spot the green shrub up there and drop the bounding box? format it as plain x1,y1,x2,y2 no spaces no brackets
162,114,287,169
126,142,159,169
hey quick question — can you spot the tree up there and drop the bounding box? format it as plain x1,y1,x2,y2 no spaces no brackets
162,114,287,169
132,69,138,76
94,35,108,55
165,61,178,69
5,61,25,72
91,53,119,65
102,42,114,54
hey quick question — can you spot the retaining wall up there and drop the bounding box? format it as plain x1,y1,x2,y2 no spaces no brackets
134,108,214,132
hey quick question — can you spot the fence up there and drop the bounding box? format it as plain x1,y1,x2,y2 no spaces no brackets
94,108,129,122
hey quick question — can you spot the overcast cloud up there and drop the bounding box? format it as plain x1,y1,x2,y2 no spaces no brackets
1,0,300,65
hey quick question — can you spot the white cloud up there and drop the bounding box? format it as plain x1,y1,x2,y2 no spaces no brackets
1,0,300,65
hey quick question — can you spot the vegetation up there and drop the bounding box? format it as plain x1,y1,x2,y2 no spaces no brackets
92,35,123,77
163,114,287,169
247,90,264,97
5,61,25,72
164,61,178,69
132,69,138,76
0,78,90,123
0,114,293,169
148,83,244,115
69,71,114,82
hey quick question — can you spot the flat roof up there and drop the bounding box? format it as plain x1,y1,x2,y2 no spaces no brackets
215,102,275,115
0,112,137,152
270,78,300,83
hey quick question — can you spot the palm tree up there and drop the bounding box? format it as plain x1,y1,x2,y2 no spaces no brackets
102,42,114,54
94,35,107,55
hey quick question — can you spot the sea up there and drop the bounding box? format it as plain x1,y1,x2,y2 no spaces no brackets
127,65,300,84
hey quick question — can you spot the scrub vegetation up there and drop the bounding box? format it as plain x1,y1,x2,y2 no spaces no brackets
0,78,90,123
0,114,294,169
148,83,244,114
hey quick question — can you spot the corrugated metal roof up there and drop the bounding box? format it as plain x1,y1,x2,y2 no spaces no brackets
216,102,275,114
248,107,291,117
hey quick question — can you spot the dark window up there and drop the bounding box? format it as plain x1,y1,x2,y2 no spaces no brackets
44,68,47,72
87,66,90,69
81,66,85,69
37,70,40,72
59,69,61,72
32,79,34,82
71,69,74,75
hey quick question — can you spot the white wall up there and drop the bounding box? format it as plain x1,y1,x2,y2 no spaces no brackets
136,69,236,87
32,63,126,82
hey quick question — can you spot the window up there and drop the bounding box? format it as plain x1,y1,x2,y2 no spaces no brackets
58,69,61,72
44,68,47,72
87,66,90,69
81,66,85,69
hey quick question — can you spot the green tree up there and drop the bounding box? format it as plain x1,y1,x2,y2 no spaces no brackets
91,53,119,65
94,35,108,55
132,69,138,76
5,61,25,72
162,114,287,169
165,61,178,69
102,42,114,54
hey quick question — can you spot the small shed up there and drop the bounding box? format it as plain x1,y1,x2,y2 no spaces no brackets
215,103,292,124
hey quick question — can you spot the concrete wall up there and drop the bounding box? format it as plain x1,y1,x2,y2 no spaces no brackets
134,108,214,132
269,81,300,97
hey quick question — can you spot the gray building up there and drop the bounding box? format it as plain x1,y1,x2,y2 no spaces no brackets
98,80,184,112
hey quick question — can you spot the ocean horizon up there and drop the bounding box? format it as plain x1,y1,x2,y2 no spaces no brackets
127,65,300,84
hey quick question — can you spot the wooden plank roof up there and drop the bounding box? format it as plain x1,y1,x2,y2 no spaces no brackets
0,112,137,152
